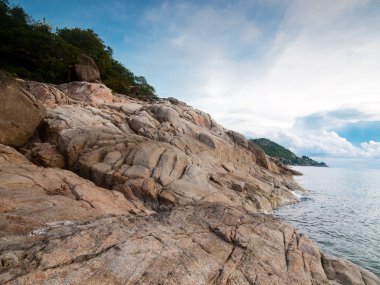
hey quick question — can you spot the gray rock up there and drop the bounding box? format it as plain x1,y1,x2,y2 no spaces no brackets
227,130,248,148
198,132,216,148
124,165,150,179
232,180,245,192
152,105,181,128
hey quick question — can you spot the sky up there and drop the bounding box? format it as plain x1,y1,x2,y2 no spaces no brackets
9,0,380,165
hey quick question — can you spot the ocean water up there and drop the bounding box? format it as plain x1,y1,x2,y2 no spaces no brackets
274,166,380,277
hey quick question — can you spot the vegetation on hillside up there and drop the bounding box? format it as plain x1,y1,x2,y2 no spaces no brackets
0,0,156,97
251,138,328,167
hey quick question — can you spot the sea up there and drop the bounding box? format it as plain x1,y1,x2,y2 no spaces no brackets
274,166,380,277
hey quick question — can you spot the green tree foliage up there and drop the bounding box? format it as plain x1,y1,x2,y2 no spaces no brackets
0,0,156,97
250,138,328,167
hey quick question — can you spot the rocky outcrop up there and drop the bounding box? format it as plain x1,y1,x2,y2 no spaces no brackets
0,79,378,284
70,54,101,82
1,198,378,284
0,71,46,147
0,144,149,238
25,142,66,168
20,80,302,213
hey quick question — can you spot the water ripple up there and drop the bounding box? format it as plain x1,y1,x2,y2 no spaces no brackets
274,166,380,278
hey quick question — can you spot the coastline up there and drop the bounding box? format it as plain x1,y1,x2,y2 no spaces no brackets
0,75,379,284
276,166,380,278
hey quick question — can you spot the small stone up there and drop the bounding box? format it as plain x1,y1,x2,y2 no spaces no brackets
232,180,245,192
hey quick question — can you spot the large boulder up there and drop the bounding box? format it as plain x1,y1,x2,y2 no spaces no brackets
0,71,46,147
70,54,101,82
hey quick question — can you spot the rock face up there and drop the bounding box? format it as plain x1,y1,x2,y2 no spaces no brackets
0,79,378,284
20,80,301,213
70,54,101,82
1,196,378,284
0,144,149,239
26,142,66,168
0,72,46,147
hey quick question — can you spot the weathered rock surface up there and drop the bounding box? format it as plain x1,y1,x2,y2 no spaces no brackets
0,79,378,284
25,142,66,168
0,72,46,147
20,80,302,213
0,144,149,238
1,202,378,285
22,81,70,109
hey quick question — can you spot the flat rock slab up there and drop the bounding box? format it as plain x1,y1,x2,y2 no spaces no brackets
1,203,378,285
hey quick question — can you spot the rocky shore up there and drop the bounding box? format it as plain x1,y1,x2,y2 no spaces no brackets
0,71,379,284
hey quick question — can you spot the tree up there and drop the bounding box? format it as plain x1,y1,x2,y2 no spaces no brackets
0,0,156,97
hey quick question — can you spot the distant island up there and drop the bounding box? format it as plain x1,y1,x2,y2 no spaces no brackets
251,138,328,167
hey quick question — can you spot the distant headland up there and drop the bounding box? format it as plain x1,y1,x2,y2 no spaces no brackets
251,138,328,167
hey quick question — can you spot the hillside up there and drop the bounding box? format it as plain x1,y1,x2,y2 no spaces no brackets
0,0,155,98
251,138,328,167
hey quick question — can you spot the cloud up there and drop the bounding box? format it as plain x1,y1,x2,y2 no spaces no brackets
246,107,380,159
247,128,365,158
17,0,380,160
250,128,380,159
133,1,380,160
361,141,380,158
292,108,376,132
118,0,380,141
284,0,370,28
276,131,366,158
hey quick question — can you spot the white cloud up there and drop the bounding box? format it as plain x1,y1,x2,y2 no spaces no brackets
247,128,361,156
116,0,380,159
361,141,380,158
284,0,369,28
248,127,380,159
292,108,379,132
245,107,380,159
